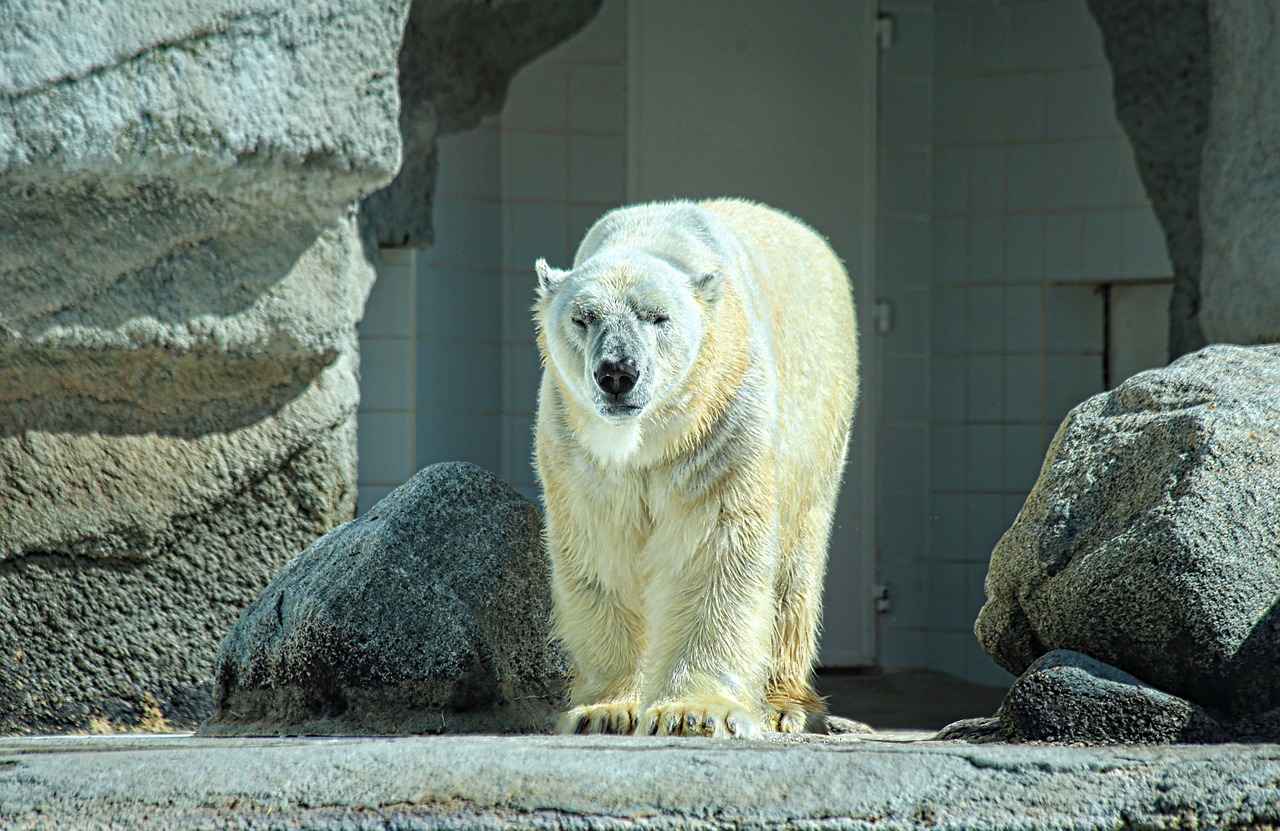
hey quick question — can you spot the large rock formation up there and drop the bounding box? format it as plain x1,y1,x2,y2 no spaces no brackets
1197,1,1280,346
201,463,566,736
977,345,1280,719
0,0,405,735
1090,0,1280,354
1086,0,1210,359
0,0,598,733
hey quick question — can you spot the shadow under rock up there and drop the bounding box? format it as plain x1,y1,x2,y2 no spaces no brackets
818,669,1009,733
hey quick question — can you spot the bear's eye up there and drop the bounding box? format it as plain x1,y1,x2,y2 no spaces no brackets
652,314,669,325
571,316,587,330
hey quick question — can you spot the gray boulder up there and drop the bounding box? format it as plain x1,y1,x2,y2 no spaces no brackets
977,344,1280,717
998,650,1224,744
201,462,567,736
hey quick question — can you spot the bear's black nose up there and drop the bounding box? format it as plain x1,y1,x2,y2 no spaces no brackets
595,359,639,397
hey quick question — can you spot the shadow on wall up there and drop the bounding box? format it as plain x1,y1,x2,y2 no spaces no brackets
362,0,604,248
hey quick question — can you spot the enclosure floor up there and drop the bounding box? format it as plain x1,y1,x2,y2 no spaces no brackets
2,672,1276,831
818,668,1008,733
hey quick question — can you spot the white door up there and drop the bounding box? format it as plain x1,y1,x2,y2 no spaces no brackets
626,0,879,665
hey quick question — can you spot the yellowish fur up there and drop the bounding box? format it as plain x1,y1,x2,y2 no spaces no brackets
533,199,857,737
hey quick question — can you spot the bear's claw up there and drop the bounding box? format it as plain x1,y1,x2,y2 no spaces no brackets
557,702,639,735
641,698,761,739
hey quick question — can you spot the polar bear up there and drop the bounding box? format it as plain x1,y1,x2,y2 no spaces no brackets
532,199,857,737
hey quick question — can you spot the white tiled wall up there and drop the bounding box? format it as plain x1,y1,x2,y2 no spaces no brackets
417,122,505,486
877,0,936,675
356,248,417,515
498,0,628,502
876,0,1174,686
358,0,1174,686
357,0,628,509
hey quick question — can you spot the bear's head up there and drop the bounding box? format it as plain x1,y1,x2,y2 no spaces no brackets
533,248,724,425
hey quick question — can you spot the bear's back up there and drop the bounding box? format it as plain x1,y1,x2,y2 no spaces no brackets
699,199,858,518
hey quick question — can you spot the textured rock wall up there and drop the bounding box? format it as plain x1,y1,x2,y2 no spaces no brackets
1086,0,1210,359
0,0,408,732
1198,0,1280,345
0,0,600,733
1090,0,1280,354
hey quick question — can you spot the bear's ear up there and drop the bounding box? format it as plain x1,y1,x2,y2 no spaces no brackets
535,258,569,297
692,270,724,301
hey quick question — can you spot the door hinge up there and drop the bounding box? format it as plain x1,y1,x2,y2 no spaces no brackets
876,14,896,51
874,583,892,613
874,298,894,336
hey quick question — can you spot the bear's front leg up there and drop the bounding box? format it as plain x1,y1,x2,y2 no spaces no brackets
549,555,646,735
639,498,777,739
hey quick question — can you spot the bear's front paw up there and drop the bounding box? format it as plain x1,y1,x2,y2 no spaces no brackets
641,697,762,739
556,702,640,735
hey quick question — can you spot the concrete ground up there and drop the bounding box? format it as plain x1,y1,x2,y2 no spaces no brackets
3,671,1279,830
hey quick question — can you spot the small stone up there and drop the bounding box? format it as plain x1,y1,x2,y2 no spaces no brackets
998,650,1224,745
824,715,875,736
934,717,1004,744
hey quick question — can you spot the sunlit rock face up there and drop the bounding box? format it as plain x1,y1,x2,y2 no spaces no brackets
978,345,1280,721
0,0,598,732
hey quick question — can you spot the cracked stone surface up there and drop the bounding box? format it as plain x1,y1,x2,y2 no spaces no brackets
1,733,1279,830
0,0,597,733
